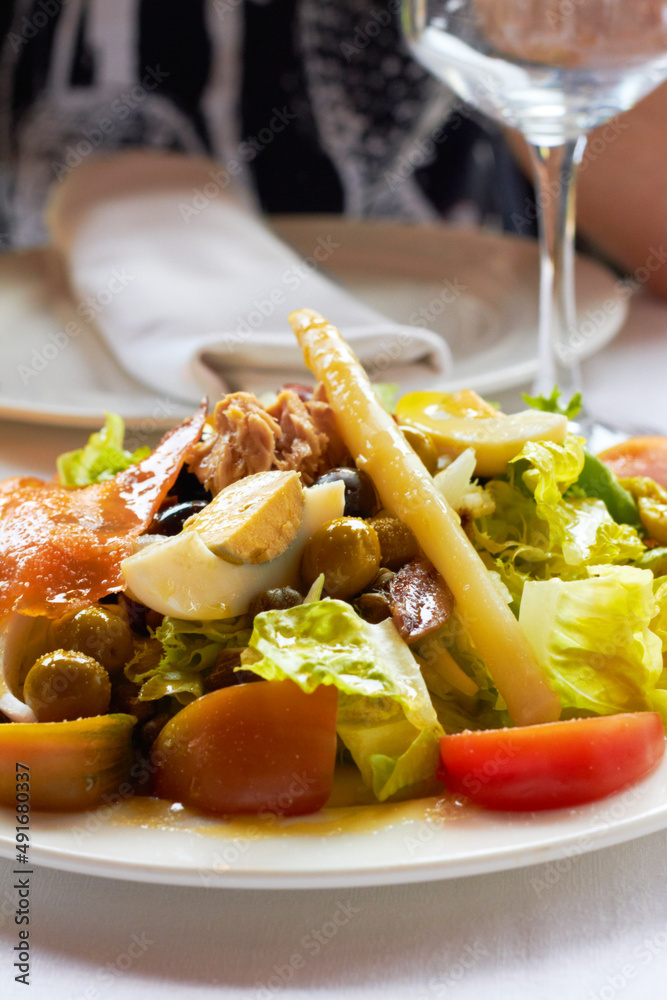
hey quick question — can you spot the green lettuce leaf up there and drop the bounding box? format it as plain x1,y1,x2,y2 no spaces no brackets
569,453,641,527
522,385,582,419
241,600,442,800
519,565,665,720
126,615,251,703
471,436,645,608
57,413,150,486
414,614,512,732
372,383,399,414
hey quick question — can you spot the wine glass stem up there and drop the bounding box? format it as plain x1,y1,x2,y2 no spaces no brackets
527,136,588,400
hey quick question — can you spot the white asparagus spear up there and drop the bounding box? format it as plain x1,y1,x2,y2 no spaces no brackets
289,309,561,726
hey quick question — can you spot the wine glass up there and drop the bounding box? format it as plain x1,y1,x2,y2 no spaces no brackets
402,0,667,446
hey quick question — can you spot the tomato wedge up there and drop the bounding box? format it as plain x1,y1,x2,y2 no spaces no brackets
153,680,338,816
598,436,667,490
438,713,665,811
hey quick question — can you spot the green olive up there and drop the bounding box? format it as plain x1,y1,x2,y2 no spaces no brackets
301,517,381,599
399,425,439,475
23,650,112,722
52,606,134,676
369,511,419,570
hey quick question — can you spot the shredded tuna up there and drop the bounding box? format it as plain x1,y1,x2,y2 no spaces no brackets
187,384,349,495
388,556,454,645
0,407,206,618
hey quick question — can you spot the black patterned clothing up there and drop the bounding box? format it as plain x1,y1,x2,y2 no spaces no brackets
0,0,533,249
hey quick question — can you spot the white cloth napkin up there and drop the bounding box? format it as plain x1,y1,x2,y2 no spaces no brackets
48,152,451,404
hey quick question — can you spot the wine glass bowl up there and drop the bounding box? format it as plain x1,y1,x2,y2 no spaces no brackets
402,0,667,435
404,0,667,145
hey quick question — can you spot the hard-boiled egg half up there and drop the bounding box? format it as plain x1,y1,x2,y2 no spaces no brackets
121,471,345,620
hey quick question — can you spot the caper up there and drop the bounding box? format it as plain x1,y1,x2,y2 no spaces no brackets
203,649,244,692
150,499,209,536
369,511,419,570
248,587,303,618
24,650,111,722
139,712,172,749
314,467,380,519
301,517,381,599
109,678,157,723
356,591,392,624
52,605,134,676
399,425,439,475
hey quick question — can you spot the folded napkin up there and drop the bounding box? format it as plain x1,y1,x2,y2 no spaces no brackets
47,151,451,404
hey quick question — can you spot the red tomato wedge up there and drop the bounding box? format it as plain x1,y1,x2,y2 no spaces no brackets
153,680,338,816
598,436,667,490
438,713,665,811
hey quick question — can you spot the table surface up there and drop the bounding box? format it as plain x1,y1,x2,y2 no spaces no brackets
2,290,667,1000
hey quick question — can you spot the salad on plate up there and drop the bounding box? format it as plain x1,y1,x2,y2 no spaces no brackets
1,309,667,822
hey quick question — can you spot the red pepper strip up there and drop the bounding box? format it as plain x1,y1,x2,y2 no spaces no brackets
0,406,206,618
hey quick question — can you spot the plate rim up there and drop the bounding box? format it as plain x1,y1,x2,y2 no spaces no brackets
2,761,666,889
0,222,627,427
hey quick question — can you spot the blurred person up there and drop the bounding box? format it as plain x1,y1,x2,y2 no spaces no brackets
1,0,666,295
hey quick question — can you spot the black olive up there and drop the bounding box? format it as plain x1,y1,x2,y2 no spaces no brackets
118,595,163,636
314,467,380,519
171,466,212,503
150,499,208,537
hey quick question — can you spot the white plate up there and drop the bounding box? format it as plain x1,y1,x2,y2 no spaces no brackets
0,248,192,429
1,758,666,889
0,222,626,427
273,217,628,394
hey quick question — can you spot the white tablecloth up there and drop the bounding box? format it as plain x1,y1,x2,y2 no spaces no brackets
2,291,667,1000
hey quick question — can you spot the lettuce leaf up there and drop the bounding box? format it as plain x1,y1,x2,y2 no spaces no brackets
414,614,512,732
372,383,399,414
638,547,667,577
57,413,150,487
241,600,442,800
570,453,641,528
522,386,582,419
471,436,645,608
519,565,665,720
126,615,251,703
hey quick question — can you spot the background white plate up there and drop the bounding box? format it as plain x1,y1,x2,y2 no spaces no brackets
1,756,666,889
273,217,628,394
0,221,626,427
